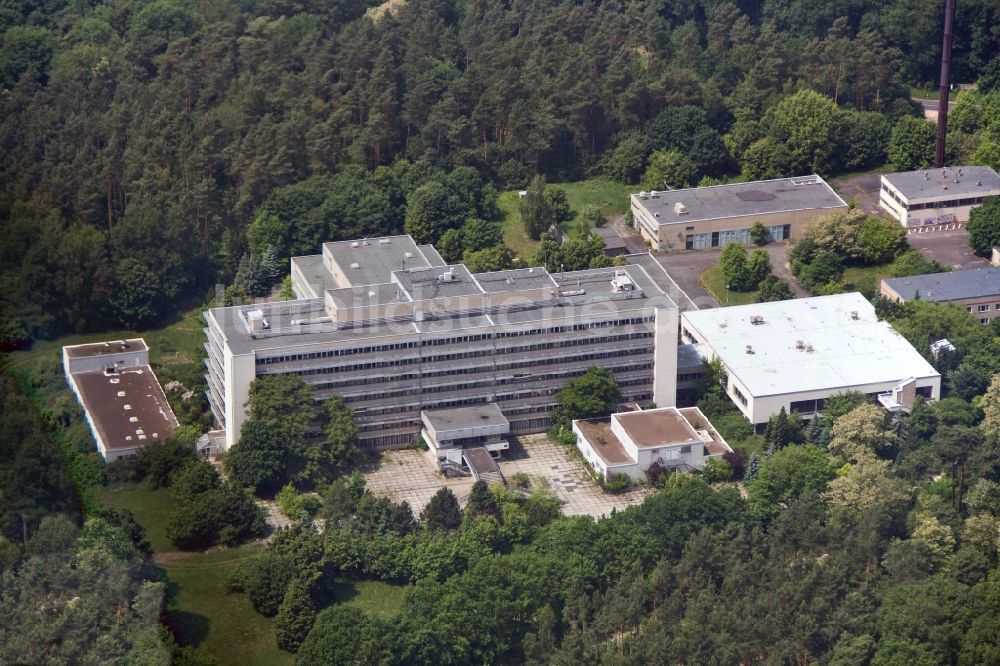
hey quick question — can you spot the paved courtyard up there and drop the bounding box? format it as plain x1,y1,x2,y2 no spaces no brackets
905,227,991,270
363,435,650,518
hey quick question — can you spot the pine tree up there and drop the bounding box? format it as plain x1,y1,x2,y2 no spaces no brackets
744,452,760,484
807,415,823,444
260,245,283,285
465,480,498,518
420,487,462,531
275,576,316,653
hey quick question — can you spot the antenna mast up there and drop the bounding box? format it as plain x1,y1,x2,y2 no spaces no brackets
934,0,957,168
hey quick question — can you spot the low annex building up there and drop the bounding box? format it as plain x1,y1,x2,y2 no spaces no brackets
63,339,178,461
574,406,731,481
881,267,1000,325
878,165,1000,227
680,293,941,425
631,175,847,251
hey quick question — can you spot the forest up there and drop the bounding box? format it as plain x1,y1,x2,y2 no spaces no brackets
3,0,1000,347
4,0,1000,663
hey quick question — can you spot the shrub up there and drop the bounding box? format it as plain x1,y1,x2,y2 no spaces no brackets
276,484,321,519
602,472,632,493
702,457,732,483
243,554,297,617
511,472,531,489
749,222,768,245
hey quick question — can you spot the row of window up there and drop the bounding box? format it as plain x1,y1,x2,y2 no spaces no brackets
907,196,986,210
967,304,1000,313
263,332,654,377
256,317,656,365
731,385,748,407
677,372,705,382
686,224,791,250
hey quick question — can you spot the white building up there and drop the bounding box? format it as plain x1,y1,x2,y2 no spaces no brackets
573,406,731,481
680,293,941,425
205,235,681,452
879,165,1000,227
63,339,178,461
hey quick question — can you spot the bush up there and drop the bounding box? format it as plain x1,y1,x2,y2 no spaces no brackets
749,222,768,245
702,457,732,483
243,554,297,617
511,472,531,489
602,472,632,493
275,484,321,519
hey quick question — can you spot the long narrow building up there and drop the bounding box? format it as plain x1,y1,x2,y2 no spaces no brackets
204,235,680,452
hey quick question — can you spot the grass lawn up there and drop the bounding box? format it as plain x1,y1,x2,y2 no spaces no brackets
842,264,893,296
94,482,176,553
331,579,407,619
8,304,208,382
499,177,636,259
700,265,759,306
161,545,294,666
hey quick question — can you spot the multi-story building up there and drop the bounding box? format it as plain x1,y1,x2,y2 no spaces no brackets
879,165,1000,227
680,293,941,425
205,235,681,452
881,267,1000,325
631,175,847,251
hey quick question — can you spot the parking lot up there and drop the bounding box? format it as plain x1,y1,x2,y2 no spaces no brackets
364,435,650,519
905,227,991,270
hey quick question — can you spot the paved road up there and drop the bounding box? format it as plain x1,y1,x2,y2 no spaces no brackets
915,98,956,113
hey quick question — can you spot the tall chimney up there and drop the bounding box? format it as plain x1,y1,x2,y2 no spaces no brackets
934,0,957,168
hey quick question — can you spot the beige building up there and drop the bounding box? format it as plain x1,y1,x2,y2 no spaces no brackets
881,268,1000,325
631,175,847,250
879,165,1000,227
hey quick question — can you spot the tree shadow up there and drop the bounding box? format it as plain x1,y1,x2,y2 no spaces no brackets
330,579,361,604
160,576,211,646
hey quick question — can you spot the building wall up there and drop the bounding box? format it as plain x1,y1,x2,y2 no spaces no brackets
879,283,1000,325
879,176,1000,226
632,198,846,251
208,306,676,452
653,307,679,408
63,346,148,375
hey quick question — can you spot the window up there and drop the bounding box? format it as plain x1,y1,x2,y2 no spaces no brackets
967,306,974,313
995,304,1000,310
979,304,990,312
981,318,990,325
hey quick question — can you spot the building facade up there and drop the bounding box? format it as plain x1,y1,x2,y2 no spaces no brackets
573,406,731,481
631,175,847,251
205,236,680,452
879,165,1000,227
881,267,1000,325
680,293,941,425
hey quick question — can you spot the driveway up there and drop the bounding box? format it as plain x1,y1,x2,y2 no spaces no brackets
363,436,651,519
906,227,991,270
830,172,883,216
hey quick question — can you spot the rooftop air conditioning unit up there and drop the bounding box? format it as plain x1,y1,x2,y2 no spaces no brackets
850,310,859,320
750,315,764,325
350,262,360,269
795,340,805,350
745,345,754,354
379,238,391,245
674,202,688,216
404,252,414,259
440,270,456,282
351,241,360,248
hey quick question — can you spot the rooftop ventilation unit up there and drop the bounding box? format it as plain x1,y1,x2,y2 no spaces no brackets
674,202,688,216
805,344,814,353
651,191,660,199
246,309,269,333
750,315,764,325
790,176,820,186
745,345,754,354
439,269,456,282
379,238,391,245
610,270,636,293
850,310,859,320
351,241,360,248
404,252,414,259
350,262,360,269
639,191,648,199
795,340,805,350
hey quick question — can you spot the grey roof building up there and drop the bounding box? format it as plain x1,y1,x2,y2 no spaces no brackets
881,267,1000,324
205,235,681,451
879,165,1000,226
631,175,847,250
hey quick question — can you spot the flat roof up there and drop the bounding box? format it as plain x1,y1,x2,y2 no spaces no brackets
291,255,337,298
615,407,702,448
209,263,675,355
574,418,634,466
323,235,431,287
64,338,148,359
73,366,178,451
633,175,846,225
882,267,1000,302
681,293,939,397
422,403,509,431
393,264,482,299
474,267,558,293
882,165,1000,200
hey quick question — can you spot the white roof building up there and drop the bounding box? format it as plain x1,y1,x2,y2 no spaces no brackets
680,293,941,424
